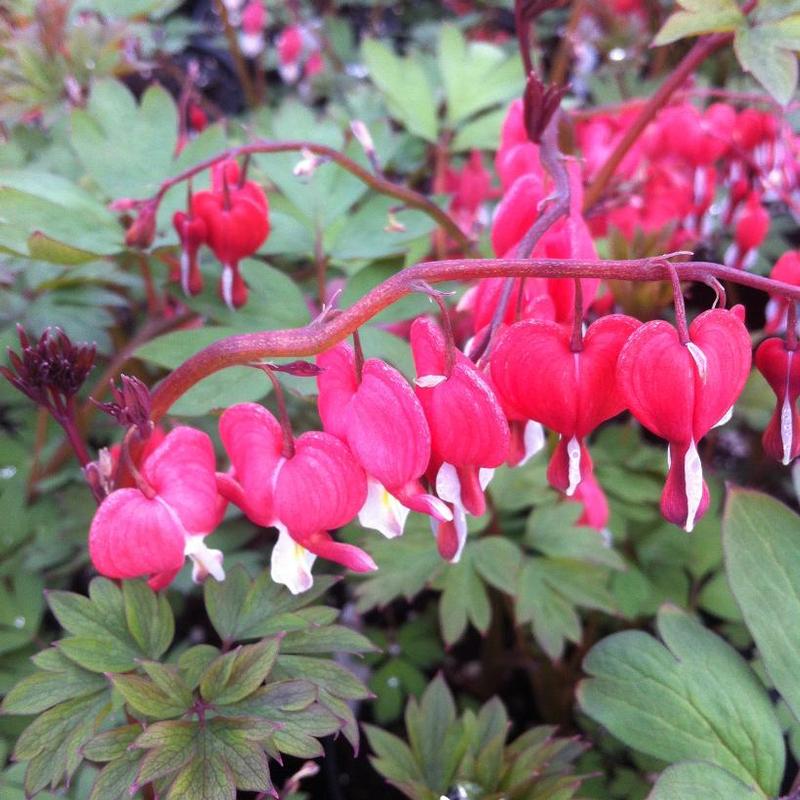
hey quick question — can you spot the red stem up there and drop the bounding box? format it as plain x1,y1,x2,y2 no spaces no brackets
666,262,690,344
150,255,800,421
570,278,584,352
787,302,798,352
256,365,295,458
141,140,471,251
583,33,731,211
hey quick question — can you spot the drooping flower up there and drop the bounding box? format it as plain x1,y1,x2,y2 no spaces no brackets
490,314,640,495
317,343,451,538
190,159,270,309
172,209,207,297
239,0,267,57
410,317,509,561
617,307,752,531
726,191,769,269
218,403,373,593
756,337,800,465
89,427,226,590
764,251,800,333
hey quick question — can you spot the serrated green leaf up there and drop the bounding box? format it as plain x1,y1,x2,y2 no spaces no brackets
71,79,178,199
123,580,174,660
471,537,524,591
438,24,524,125
362,39,438,142
2,658,106,714
516,560,581,661
83,724,143,762
133,721,196,785
178,645,221,689
578,605,784,794
273,654,370,701
200,639,280,705
111,673,190,719
280,625,377,655
139,662,194,709
734,24,799,105
653,0,744,46
88,751,143,800
166,748,234,800
526,504,626,570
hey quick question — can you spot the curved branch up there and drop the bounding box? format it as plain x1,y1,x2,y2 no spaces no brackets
140,139,472,251
150,255,800,421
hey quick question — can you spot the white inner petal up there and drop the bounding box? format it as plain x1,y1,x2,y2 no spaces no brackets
270,525,316,595
221,267,235,310
184,534,225,583
683,439,704,533
713,406,734,428
450,505,468,564
566,435,582,496
686,342,708,383
478,467,495,491
435,462,462,505
414,374,447,388
180,250,191,296
358,477,409,538
781,392,794,465
518,420,546,466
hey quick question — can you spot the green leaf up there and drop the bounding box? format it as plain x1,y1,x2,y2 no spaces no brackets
526,504,626,570
734,22,799,105
111,673,191,719
71,79,178,198
13,690,111,795
122,580,175,660
0,170,122,261
653,0,744,46
46,578,144,673
578,604,784,794
724,489,800,721
516,560,581,661
88,752,143,800
2,654,106,714
471,537,524,591
83,725,143,762
440,556,489,645
361,39,438,142
274,655,371,701
199,639,280,705
89,753,141,800
649,761,766,799
437,25,524,125
405,675,466,792
139,662,194,709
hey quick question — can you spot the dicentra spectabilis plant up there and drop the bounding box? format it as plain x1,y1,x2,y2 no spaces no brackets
4,0,800,798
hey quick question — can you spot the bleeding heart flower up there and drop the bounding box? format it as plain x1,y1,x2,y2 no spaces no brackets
411,317,509,561
764,251,800,333
218,403,373,593
756,337,800,465
190,159,270,309
317,343,451,538
491,314,640,495
726,191,769,269
569,470,610,533
172,210,207,297
89,427,226,591
617,306,752,531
